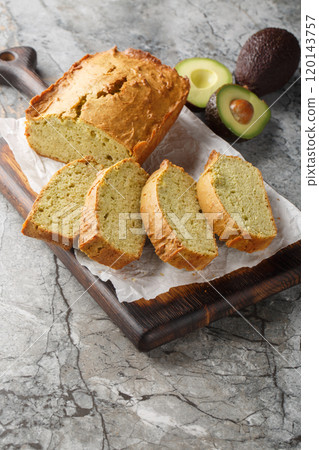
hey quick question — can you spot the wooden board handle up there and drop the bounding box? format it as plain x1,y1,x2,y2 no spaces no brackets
0,46,47,98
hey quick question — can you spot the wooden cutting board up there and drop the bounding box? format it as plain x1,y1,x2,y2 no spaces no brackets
0,47,301,351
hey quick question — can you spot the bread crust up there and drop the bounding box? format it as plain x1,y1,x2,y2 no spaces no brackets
21,156,99,250
79,159,148,270
21,219,73,250
25,47,190,165
197,150,277,253
140,160,217,271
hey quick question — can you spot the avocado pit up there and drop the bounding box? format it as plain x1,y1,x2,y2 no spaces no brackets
230,99,254,124
205,84,271,140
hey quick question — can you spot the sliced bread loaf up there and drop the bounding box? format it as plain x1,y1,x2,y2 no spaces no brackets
25,47,189,167
22,157,102,250
140,160,218,271
197,151,277,252
79,158,149,269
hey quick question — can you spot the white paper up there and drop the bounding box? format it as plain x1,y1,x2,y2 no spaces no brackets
0,108,301,303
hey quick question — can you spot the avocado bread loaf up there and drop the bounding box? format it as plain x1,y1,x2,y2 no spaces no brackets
25,47,189,167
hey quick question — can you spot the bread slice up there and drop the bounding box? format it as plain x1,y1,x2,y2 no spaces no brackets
140,160,218,271
21,157,102,250
79,159,149,270
197,151,277,252
25,47,189,167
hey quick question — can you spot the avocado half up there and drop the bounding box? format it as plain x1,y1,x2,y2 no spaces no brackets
205,84,271,141
175,58,232,108
235,28,300,97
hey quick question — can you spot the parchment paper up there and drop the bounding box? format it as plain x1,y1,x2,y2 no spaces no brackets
0,107,301,302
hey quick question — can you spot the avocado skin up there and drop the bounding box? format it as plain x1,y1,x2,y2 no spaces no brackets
186,101,205,113
205,91,245,142
235,28,300,97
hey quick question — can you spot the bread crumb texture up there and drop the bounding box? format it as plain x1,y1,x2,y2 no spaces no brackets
158,163,216,255
212,155,275,236
21,157,102,249
141,160,217,271
79,158,149,269
197,151,277,253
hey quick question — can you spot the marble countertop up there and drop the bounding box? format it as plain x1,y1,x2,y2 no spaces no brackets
0,0,300,448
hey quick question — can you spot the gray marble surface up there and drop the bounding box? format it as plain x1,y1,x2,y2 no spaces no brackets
0,0,300,448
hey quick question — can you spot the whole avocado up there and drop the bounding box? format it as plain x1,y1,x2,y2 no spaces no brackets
235,28,300,96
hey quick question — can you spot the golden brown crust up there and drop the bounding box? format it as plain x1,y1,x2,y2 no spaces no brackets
21,156,98,250
204,149,220,171
21,219,73,250
123,48,162,65
197,150,277,253
25,53,93,120
25,47,190,165
140,160,217,271
225,234,275,252
79,159,147,270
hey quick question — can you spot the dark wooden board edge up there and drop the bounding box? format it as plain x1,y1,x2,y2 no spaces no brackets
0,139,301,351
